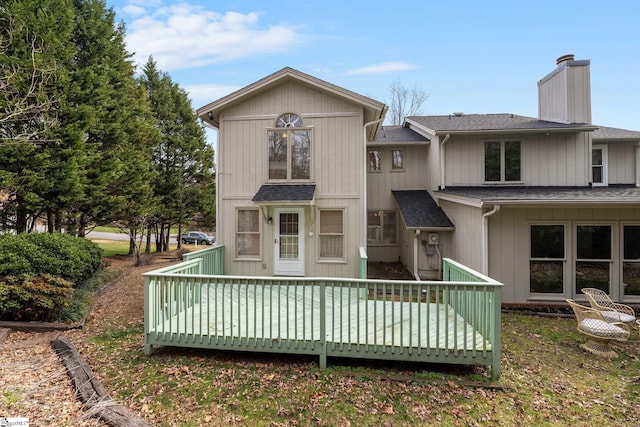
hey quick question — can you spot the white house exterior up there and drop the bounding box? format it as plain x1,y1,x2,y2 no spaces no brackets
198,56,640,306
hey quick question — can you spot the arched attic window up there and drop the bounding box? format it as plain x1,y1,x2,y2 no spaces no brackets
268,113,311,180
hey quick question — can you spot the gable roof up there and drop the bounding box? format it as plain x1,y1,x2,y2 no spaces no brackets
197,67,386,140
406,113,597,135
371,125,429,145
392,190,454,229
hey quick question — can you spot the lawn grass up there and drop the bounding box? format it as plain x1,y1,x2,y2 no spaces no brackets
80,312,640,426
90,239,180,257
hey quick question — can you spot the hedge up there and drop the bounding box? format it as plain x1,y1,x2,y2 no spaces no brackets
0,233,103,321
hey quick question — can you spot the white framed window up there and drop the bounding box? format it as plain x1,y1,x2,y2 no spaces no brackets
529,224,566,294
484,140,522,182
575,224,612,295
268,113,311,181
592,145,608,186
367,210,397,245
622,224,640,296
368,150,382,172
236,209,260,258
391,148,405,171
319,209,344,260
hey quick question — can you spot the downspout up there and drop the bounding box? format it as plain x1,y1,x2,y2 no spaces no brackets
413,229,421,281
482,205,500,275
363,117,384,247
439,134,451,190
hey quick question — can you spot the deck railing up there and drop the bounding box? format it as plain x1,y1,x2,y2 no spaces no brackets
144,254,503,379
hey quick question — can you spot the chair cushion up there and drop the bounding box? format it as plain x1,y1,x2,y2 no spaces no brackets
600,311,636,324
578,318,628,339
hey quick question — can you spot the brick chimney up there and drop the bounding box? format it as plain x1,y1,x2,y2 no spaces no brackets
538,54,591,124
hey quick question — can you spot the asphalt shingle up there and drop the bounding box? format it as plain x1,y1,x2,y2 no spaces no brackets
392,190,454,228
252,184,316,202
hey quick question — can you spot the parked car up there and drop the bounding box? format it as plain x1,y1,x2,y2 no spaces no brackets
180,231,215,245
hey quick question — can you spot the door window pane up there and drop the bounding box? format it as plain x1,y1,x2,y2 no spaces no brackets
279,213,299,259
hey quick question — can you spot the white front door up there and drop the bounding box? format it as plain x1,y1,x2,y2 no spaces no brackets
274,208,304,276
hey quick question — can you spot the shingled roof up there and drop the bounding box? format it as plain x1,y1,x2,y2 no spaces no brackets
406,113,596,133
392,190,454,229
372,125,429,144
593,125,640,141
435,186,640,204
252,184,316,203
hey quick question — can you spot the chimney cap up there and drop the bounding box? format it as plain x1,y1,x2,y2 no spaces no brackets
556,54,575,65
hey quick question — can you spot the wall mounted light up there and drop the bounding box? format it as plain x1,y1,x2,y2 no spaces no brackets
267,217,273,224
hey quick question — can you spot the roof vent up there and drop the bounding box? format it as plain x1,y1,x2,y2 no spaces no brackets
556,54,575,65
452,112,464,117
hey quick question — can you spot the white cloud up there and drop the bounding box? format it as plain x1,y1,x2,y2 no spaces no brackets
122,2,301,71
122,5,146,17
346,62,418,76
183,83,241,108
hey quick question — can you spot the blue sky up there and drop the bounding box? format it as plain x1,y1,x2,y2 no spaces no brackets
107,0,640,145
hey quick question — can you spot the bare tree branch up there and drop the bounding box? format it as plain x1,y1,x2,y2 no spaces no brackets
386,79,430,126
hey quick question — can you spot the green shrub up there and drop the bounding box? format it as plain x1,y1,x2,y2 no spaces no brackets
0,232,104,321
0,232,103,284
0,273,74,321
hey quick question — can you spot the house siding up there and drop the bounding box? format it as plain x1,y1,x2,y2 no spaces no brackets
606,141,636,184
443,132,590,187
216,80,367,277
367,144,429,264
488,206,640,304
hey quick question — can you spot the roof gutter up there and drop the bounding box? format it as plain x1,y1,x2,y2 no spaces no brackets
482,204,500,275
439,134,450,190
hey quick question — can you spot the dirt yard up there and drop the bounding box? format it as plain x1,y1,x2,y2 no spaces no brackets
0,254,177,426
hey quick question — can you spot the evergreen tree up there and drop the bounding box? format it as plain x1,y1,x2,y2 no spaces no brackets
0,0,75,232
140,57,215,252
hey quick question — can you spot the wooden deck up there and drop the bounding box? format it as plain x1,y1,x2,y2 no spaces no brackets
144,247,503,379
153,284,490,352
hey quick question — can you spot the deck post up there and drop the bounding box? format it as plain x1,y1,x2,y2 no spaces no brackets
143,275,152,355
319,281,327,369
490,286,502,380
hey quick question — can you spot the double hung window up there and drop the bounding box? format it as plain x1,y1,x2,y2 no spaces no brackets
319,210,344,259
484,140,521,182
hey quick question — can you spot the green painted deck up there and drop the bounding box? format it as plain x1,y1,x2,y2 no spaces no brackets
153,284,490,352
144,247,503,379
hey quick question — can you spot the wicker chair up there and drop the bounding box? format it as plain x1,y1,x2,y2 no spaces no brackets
580,288,637,329
566,299,630,359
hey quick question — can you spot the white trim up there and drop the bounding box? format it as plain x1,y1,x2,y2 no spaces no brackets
592,144,608,186
274,208,305,276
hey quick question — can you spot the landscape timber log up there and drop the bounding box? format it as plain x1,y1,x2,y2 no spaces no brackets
51,337,153,427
